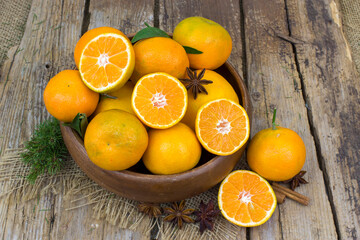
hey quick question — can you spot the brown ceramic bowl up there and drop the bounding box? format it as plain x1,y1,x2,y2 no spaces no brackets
60,34,252,203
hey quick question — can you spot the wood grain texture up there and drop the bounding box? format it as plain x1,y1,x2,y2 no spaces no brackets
286,0,360,238
159,0,247,239
0,0,87,239
242,0,338,239
0,0,151,239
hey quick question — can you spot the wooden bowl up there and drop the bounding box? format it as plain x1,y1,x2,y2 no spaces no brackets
60,35,252,203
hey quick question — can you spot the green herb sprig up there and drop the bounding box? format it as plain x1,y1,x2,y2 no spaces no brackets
21,117,69,183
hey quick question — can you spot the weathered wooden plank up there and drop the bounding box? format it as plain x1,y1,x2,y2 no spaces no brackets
88,0,154,34
159,0,247,239
0,0,88,239
242,0,338,239
285,0,360,238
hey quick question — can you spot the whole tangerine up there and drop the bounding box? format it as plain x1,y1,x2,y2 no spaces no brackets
173,16,232,70
43,70,99,122
142,123,201,175
84,109,148,171
130,37,189,84
247,109,306,181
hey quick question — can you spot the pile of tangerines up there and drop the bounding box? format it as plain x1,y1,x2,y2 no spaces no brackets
43,17,306,227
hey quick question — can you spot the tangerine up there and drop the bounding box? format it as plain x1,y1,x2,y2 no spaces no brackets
92,81,134,117
181,69,238,130
132,72,188,129
143,123,201,175
218,170,277,227
43,70,99,122
173,17,232,69
78,29,135,93
130,37,189,84
247,109,306,181
84,109,148,171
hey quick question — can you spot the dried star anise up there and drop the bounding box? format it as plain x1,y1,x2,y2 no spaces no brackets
137,202,162,217
194,200,220,234
283,170,308,190
163,200,195,228
180,67,213,99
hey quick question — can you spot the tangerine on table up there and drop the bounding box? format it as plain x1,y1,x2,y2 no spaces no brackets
247,122,306,181
181,69,239,130
78,28,135,93
43,70,99,123
143,123,201,175
195,98,250,156
173,16,232,69
218,170,277,227
92,81,135,117
84,109,148,171
131,72,188,129
130,37,189,84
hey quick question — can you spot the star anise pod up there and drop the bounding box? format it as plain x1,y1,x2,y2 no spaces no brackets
137,202,162,217
283,170,308,190
194,200,220,234
180,67,213,99
163,200,195,229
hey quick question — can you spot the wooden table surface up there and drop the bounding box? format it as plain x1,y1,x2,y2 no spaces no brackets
1,0,359,239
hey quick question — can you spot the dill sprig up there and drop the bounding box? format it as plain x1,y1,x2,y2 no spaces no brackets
21,117,69,183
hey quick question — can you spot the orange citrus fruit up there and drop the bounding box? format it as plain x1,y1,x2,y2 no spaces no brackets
247,126,306,181
84,109,148,171
43,70,99,122
92,81,135,117
130,37,189,84
78,29,135,93
132,72,188,129
143,123,201,175
173,16,232,69
74,27,127,68
218,170,277,227
195,99,250,156
181,69,239,130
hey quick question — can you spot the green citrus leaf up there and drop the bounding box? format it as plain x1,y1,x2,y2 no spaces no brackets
183,46,203,54
131,23,170,44
63,113,88,138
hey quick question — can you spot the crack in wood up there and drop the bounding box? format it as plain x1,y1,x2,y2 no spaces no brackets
239,0,247,84
0,46,19,102
81,0,91,36
283,0,341,239
153,0,159,28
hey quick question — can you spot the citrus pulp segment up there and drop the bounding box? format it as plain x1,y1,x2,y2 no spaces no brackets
218,170,277,227
132,73,188,129
79,33,135,93
195,98,250,156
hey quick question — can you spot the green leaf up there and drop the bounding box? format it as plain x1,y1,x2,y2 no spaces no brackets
131,23,170,44
63,113,88,138
183,46,203,54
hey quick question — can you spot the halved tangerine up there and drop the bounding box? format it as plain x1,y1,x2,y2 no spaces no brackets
218,170,277,227
131,72,188,129
195,98,250,156
79,32,135,93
